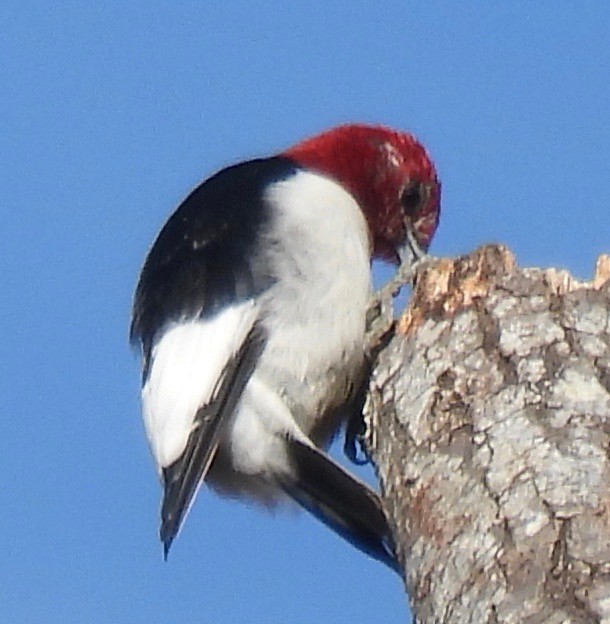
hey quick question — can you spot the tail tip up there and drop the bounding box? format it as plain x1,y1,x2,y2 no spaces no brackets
162,538,172,561
160,521,175,561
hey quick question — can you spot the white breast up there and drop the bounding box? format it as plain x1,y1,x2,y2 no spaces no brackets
254,170,372,432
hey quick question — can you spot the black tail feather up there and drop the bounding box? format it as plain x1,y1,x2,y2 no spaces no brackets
160,324,266,555
280,437,401,575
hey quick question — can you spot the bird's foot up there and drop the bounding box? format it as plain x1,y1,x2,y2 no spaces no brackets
365,254,437,353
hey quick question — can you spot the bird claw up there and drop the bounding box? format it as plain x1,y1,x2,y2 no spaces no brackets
365,253,436,353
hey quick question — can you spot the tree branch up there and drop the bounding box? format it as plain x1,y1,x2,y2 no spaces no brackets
365,245,610,623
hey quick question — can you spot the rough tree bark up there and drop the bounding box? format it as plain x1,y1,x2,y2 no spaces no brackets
365,245,610,624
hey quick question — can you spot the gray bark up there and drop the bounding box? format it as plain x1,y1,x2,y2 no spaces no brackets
365,245,610,624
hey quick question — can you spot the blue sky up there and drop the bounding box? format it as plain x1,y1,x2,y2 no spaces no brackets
1,3,608,623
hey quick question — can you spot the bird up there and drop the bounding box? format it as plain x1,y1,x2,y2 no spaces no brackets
130,123,441,573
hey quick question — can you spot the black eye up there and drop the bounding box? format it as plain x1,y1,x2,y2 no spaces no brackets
400,181,423,215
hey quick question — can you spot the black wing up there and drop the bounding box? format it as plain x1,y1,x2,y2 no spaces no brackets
130,156,296,554
130,156,297,371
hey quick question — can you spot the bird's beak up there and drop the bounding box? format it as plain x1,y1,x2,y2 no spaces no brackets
397,224,426,267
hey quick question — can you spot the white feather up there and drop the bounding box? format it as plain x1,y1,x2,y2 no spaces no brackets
211,171,373,499
226,376,306,477
141,170,372,497
254,170,372,431
142,300,258,469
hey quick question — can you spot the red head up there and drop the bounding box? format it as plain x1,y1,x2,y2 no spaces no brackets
284,124,441,263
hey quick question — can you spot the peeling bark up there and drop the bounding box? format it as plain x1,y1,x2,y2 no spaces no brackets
365,245,610,623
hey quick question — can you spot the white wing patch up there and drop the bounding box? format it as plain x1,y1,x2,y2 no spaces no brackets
142,300,259,469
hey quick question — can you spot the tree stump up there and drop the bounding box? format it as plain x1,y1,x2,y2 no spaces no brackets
366,245,610,623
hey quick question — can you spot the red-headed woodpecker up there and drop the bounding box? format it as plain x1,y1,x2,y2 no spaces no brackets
130,124,440,573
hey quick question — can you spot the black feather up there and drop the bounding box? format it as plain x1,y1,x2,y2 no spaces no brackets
130,156,297,369
160,324,267,557
280,438,401,575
